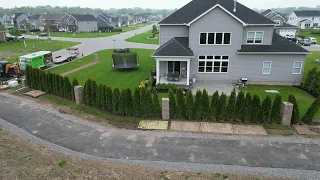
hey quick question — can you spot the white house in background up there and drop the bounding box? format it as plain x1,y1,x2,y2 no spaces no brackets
287,10,320,29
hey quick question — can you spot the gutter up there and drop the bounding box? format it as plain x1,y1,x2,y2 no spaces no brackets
237,51,310,55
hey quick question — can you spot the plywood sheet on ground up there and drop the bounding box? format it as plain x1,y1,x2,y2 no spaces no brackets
170,121,202,132
138,120,168,130
200,122,233,134
23,90,46,98
232,125,267,135
294,125,318,135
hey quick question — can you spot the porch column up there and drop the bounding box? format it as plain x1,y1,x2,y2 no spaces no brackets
156,60,160,84
186,59,190,85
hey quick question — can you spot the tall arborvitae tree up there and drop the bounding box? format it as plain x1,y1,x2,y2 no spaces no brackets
106,87,113,112
169,89,177,119
101,85,107,111
301,96,320,124
186,90,194,120
59,75,65,98
84,79,92,106
310,70,320,93
210,91,220,121
140,88,147,117
64,76,72,100
126,88,133,116
226,89,236,121
243,93,252,122
303,67,317,92
261,96,272,124
46,72,52,94
53,74,58,96
250,95,261,123
112,88,120,114
152,91,161,117
193,90,202,120
202,89,210,120
216,93,227,121
235,91,245,121
91,80,97,107
95,84,103,109
119,89,127,115
34,68,39,90
133,88,141,116
25,65,31,87
270,95,282,124
41,71,46,92
288,94,300,124
71,78,79,101
176,88,186,119
146,90,153,117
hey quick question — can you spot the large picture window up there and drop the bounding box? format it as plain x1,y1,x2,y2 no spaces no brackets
199,32,231,45
198,56,229,73
247,32,264,44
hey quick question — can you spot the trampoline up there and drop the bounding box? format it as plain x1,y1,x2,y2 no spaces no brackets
111,50,139,70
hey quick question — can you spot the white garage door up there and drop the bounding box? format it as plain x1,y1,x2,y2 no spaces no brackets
279,29,296,37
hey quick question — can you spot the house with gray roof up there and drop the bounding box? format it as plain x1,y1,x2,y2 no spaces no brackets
260,10,299,37
1,14,13,25
0,22,6,42
152,0,309,87
97,13,113,29
28,14,41,30
287,10,320,29
39,13,65,31
12,13,28,29
60,14,97,32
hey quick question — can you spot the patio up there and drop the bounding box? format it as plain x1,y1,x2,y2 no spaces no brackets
191,80,236,96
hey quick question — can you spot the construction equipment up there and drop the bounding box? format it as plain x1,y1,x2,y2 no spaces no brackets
0,61,22,78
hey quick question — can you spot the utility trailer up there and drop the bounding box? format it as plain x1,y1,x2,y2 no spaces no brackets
53,48,79,64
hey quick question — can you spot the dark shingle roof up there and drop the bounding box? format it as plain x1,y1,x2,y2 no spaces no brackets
276,23,299,28
41,14,64,20
294,10,320,17
160,0,275,25
260,9,272,16
239,32,309,54
153,37,194,57
28,14,41,20
71,14,97,21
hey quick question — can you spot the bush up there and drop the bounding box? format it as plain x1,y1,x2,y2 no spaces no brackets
112,88,120,114
250,95,261,123
270,95,282,124
235,91,245,121
226,89,236,121
106,87,113,112
95,84,103,109
112,27,122,32
201,89,210,120
193,90,202,120
91,80,97,107
146,90,153,117
311,29,320,34
303,67,317,92
210,91,219,120
133,88,141,116
152,91,161,117
140,88,147,116
186,91,194,120
243,93,252,122
261,96,272,124
176,88,186,119
126,88,133,116
288,94,300,124
83,79,92,106
98,26,114,32
101,85,107,111
119,89,127,115
216,93,227,121
147,76,154,89
169,89,177,119
63,76,72,100
168,83,177,91
301,96,320,124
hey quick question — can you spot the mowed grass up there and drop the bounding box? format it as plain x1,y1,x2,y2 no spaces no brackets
304,51,320,79
0,39,80,62
240,85,320,118
49,49,156,89
298,29,320,44
49,23,149,38
125,30,159,44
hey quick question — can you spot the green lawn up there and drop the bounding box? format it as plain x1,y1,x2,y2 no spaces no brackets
240,85,320,118
0,39,80,62
298,29,320,44
304,51,320,79
48,23,149,38
49,49,156,89
125,30,159,44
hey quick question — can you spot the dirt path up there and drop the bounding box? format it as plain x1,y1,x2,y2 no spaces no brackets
61,62,99,76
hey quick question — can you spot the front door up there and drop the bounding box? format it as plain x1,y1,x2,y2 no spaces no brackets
168,61,180,74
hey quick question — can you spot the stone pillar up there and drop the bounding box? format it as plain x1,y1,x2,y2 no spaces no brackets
281,102,294,126
162,98,170,120
74,85,83,105
21,79,27,87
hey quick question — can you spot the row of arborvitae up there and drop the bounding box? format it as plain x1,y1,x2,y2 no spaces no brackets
26,66,79,100
169,89,301,124
82,79,161,117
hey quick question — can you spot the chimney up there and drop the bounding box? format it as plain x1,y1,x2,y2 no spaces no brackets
233,0,237,13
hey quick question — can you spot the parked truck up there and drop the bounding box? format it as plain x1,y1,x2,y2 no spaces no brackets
19,51,53,70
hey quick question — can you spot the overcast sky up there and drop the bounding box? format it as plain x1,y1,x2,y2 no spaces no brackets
2,0,319,9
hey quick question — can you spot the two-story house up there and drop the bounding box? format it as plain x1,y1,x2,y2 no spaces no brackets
0,22,6,42
260,9,299,37
61,14,97,32
39,14,65,31
28,14,41,30
287,10,320,29
12,13,28,29
97,13,113,29
2,14,13,25
152,0,309,87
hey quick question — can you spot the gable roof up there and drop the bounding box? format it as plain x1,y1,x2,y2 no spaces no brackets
71,14,97,21
159,0,275,25
260,9,273,16
294,10,320,17
153,37,194,57
28,14,41,20
238,32,309,54
275,23,299,29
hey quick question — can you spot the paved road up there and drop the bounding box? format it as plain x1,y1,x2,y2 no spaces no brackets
303,44,320,51
0,93,319,179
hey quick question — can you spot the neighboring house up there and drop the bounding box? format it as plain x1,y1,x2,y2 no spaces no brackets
28,14,41,29
97,13,113,29
260,9,300,37
287,10,320,29
111,17,122,27
0,22,6,42
136,13,152,23
2,14,13,25
123,13,136,24
12,13,28,29
61,14,97,32
152,0,309,87
121,16,129,27
39,14,65,31
0,14,3,24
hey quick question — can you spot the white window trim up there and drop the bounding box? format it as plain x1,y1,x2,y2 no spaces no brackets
292,61,303,74
198,55,230,74
262,61,272,75
246,31,264,44
199,32,232,46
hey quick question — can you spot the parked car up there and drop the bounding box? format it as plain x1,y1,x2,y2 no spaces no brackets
301,38,311,46
285,34,295,39
310,37,317,44
58,28,66,32
38,33,48,37
17,35,25,39
296,37,303,44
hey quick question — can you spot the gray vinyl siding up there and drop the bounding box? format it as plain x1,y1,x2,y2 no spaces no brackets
97,17,110,28
77,21,97,32
159,25,189,46
271,16,285,26
242,26,274,45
